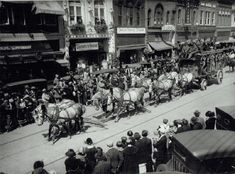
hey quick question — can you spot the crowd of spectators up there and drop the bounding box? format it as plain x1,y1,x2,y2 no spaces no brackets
30,109,216,174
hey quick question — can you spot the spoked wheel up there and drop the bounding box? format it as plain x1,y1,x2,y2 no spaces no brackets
200,79,207,90
216,70,223,84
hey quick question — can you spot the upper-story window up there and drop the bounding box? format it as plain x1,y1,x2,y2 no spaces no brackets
69,0,82,25
94,0,105,25
166,11,170,24
206,11,210,25
136,10,140,26
204,11,207,25
200,11,204,25
0,5,10,25
118,5,122,26
126,2,133,26
177,9,182,24
192,11,196,25
211,12,215,25
147,9,151,26
154,4,164,25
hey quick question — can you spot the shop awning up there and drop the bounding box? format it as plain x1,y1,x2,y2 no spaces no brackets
148,41,173,51
118,44,146,51
32,1,65,15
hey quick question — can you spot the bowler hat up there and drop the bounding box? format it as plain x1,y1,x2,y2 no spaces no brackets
121,136,127,142
107,141,113,148
163,119,168,124
127,130,133,137
85,138,93,145
142,130,148,137
65,149,76,157
116,141,122,148
194,110,200,115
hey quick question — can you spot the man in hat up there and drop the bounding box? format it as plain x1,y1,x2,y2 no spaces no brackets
153,127,168,171
122,137,138,174
137,130,153,172
193,110,206,129
106,141,124,174
64,149,79,173
205,111,216,129
93,154,111,174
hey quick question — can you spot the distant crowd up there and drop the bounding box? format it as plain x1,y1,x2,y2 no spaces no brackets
29,109,216,174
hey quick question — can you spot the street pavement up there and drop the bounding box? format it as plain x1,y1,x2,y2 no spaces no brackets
0,69,235,174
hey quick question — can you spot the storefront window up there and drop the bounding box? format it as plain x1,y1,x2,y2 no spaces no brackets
13,5,25,25
94,0,105,25
0,6,9,25
69,0,82,25
44,14,57,25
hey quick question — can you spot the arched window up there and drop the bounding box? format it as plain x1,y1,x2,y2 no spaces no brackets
94,0,105,24
177,9,181,24
166,11,170,24
147,9,151,26
126,2,133,26
154,4,164,25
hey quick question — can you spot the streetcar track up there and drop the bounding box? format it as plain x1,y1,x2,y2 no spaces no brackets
41,81,234,170
0,111,103,146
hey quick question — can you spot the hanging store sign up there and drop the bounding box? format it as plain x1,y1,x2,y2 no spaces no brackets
162,25,176,31
75,42,99,51
117,27,146,34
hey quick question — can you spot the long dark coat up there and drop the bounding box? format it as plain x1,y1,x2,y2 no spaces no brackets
106,147,124,174
121,145,138,174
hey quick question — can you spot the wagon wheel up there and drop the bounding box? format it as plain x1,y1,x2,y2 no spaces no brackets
200,79,207,90
216,70,223,84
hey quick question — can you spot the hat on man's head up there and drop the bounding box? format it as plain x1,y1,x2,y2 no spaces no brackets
107,141,113,148
121,136,127,142
142,130,148,137
85,138,93,145
65,149,76,157
194,110,200,116
205,111,215,117
116,141,122,148
127,130,133,137
134,132,141,140
163,119,168,124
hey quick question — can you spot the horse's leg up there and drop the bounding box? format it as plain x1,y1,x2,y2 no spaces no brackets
115,102,122,122
68,120,72,139
48,124,53,141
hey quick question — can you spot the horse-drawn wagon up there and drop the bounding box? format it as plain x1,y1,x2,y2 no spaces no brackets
178,49,224,90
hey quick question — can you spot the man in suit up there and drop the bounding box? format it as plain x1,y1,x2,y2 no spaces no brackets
106,141,124,174
137,130,153,172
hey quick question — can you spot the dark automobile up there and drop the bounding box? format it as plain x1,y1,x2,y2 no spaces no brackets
216,105,235,131
167,130,235,174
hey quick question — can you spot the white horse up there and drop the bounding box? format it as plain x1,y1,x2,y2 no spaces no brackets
152,71,179,104
92,86,146,122
33,99,86,142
